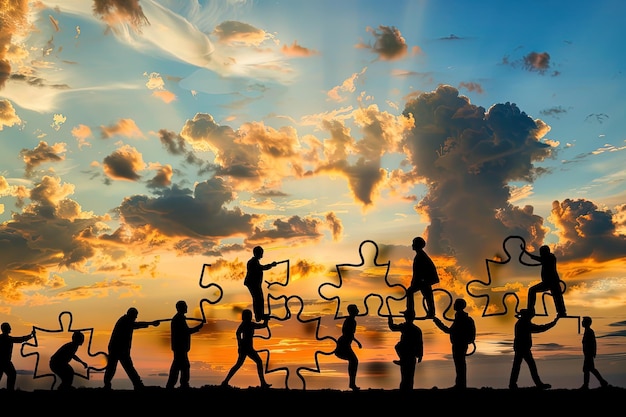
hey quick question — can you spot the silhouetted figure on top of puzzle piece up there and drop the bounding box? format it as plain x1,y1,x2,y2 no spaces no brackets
509,309,558,390
335,304,362,391
388,309,423,391
166,300,203,390
433,298,476,389
103,307,160,390
406,237,439,318
520,243,567,317
221,309,271,389
580,316,610,389
0,322,34,390
49,331,88,390
244,246,278,322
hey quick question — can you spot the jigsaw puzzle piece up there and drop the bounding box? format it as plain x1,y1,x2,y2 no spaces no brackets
318,240,405,319
258,295,336,390
20,311,107,390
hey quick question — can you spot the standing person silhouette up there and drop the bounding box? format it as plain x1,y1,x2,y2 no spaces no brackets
520,243,567,317
165,300,203,390
221,309,271,389
580,316,610,389
244,246,278,322
0,322,34,390
406,237,439,318
103,307,160,390
388,309,423,391
334,304,362,391
49,331,88,390
432,298,476,389
509,309,558,390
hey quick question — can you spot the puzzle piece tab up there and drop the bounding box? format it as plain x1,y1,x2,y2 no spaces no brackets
20,311,107,390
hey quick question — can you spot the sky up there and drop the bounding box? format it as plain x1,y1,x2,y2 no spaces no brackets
0,0,625,391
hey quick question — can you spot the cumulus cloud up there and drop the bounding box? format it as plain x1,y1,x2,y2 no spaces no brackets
357,25,411,61
400,85,556,276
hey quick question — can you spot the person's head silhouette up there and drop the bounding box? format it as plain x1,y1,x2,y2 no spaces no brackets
176,300,188,314
412,237,426,250
242,309,253,322
253,246,264,258
454,298,467,312
72,331,85,345
1,322,10,334
347,304,359,316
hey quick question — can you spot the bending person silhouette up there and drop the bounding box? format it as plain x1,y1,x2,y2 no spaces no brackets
509,309,558,389
432,298,476,389
244,246,278,322
103,307,160,390
388,310,423,390
406,237,439,318
580,316,610,389
520,243,566,317
221,309,271,389
166,300,203,389
334,304,362,391
0,322,34,390
49,331,88,390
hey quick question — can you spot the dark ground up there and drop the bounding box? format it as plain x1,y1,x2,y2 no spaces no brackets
3,385,623,413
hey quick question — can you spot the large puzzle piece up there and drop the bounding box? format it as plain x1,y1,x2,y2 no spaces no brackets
20,311,107,390
256,295,336,390
466,235,580,329
318,240,406,318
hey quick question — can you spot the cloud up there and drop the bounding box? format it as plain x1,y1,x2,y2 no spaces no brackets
549,198,626,262
100,118,145,139
102,144,146,181
400,85,555,275
0,99,22,130
357,25,410,61
0,176,106,299
19,141,67,177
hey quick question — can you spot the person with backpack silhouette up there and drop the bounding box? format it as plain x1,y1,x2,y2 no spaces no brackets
406,237,439,318
432,298,476,389
388,309,423,390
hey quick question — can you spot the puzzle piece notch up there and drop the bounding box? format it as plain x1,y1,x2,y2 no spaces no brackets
257,294,335,390
318,239,406,319
466,235,532,317
198,263,224,323
20,311,107,390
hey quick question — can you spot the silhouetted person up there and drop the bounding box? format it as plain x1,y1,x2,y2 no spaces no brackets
334,304,362,391
221,309,271,389
509,308,558,389
520,244,566,317
244,246,278,322
406,237,439,318
166,300,203,389
580,316,609,389
49,331,88,390
103,307,160,390
388,309,423,391
433,298,476,389
0,322,34,390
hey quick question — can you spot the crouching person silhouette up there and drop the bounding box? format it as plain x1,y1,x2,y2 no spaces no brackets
334,304,362,391
49,331,88,390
